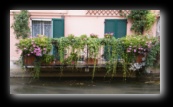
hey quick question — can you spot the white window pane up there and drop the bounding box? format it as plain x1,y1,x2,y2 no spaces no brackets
43,21,51,37
32,20,51,37
32,21,42,37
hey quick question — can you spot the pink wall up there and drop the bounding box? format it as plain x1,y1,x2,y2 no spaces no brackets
65,16,129,38
10,14,22,60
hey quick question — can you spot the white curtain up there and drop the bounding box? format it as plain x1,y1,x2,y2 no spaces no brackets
32,21,51,37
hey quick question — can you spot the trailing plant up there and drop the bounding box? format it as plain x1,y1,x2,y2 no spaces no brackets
16,35,53,78
41,54,54,64
16,33,160,80
87,37,101,80
145,37,160,68
127,10,156,34
11,10,30,39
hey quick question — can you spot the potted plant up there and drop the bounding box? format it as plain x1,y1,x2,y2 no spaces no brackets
85,35,100,65
41,54,55,66
16,34,52,78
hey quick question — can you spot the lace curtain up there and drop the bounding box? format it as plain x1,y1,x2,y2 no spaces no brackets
32,21,51,37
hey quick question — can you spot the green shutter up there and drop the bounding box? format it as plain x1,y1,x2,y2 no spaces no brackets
52,19,64,38
52,19,64,60
105,19,127,38
104,19,127,60
116,19,127,38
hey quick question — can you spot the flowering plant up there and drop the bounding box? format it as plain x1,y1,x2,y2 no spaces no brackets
120,35,153,55
104,33,113,38
90,33,98,38
16,34,52,57
129,62,145,71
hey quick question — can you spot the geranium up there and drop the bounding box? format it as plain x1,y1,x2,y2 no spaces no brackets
104,33,113,38
16,35,52,57
90,33,98,38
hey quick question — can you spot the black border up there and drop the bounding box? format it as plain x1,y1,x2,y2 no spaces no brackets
4,2,170,104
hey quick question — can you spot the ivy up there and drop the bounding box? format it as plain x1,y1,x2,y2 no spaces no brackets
128,10,156,34
146,37,160,67
11,10,30,39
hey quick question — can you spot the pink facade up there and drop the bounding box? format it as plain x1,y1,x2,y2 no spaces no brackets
10,10,160,61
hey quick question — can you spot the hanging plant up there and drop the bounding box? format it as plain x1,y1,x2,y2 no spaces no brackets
11,10,30,39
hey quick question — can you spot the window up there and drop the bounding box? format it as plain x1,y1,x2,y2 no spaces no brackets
31,18,64,57
32,20,52,37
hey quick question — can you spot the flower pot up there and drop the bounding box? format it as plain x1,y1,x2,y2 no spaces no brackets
136,54,145,63
41,61,55,66
23,54,36,66
55,61,63,65
85,58,98,65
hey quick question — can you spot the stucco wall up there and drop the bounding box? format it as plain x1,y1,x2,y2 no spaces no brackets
10,14,22,61
65,16,129,37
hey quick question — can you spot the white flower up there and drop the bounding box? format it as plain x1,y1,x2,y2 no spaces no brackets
129,63,144,71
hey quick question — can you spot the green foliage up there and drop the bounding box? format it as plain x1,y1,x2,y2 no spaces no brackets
128,10,156,34
87,37,101,59
145,12,156,31
41,54,54,64
16,35,53,79
11,10,30,39
17,33,160,79
16,34,52,56
146,37,160,67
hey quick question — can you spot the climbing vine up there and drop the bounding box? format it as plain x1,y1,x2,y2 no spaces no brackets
127,10,156,34
11,10,30,39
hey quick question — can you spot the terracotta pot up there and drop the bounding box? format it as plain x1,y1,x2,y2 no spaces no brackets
85,58,98,65
136,54,144,63
55,61,63,65
23,55,36,66
41,61,55,66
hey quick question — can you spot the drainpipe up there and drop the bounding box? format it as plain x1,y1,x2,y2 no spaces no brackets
85,44,89,72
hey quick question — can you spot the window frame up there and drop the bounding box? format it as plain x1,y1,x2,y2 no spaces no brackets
30,18,53,38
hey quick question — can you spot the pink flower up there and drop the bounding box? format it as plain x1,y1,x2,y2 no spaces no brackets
43,48,47,51
127,49,131,53
134,49,136,53
24,48,26,50
27,54,30,56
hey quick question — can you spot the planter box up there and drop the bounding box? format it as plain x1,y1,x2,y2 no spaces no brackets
41,61,55,66
23,55,55,66
23,55,35,66
136,54,145,63
85,58,98,65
